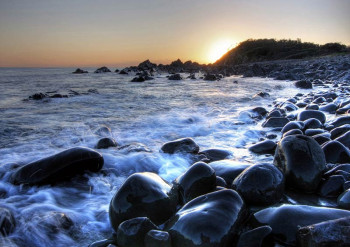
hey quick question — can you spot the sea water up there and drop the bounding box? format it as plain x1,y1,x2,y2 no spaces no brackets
0,68,306,246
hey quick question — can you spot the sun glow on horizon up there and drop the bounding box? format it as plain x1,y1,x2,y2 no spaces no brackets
207,39,237,64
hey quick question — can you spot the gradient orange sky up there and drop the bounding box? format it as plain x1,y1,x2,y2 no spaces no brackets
0,0,349,67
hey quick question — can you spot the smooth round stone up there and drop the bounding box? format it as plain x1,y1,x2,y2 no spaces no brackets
176,162,216,203
117,217,158,247
95,137,118,149
250,204,350,246
324,164,350,177
312,134,331,145
282,129,303,138
208,160,252,185
216,176,227,187
319,103,337,114
281,121,304,134
109,172,178,231
266,109,283,118
161,138,199,154
338,189,350,209
281,102,298,112
322,141,350,164
0,207,16,236
325,116,350,130
335,131,350,149
198,149,232,162
330,124,350,139
144,230,172,247
11,147,104,185
297,110,326,124
251,107,268,117
262,117,289,128
248,140,276,155
165,189,246,247
303,118,323,130
297,102,308,108
318,175,346,197
237,226,272,247
274,135,326,192
232,163,284,205
306,104,319,110
305,129,326,136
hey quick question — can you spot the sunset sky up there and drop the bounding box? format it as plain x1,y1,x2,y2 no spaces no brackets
0,0,349,67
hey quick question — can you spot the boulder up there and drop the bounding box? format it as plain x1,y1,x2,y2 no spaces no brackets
95,137,118,149
338,189,350,209
297,110,326,124
232,163,284,205
322,141,350,164
274,135,326,192
295,80,312,89
282,129,304,137
204,74,218,81
94,66,111,73
208,160,251,185
330,124,350,139
161,138,199,154
318,175,346,197
262,117,289,128
248,140,276,155
198,149,232,162
168,74,182,80
138,60,157,70
72,68,88,74
319,103,337,114
303,118,323,130
144,230,172,247
335,131,350,149
11,147,104,185
165,189,246,247
326,116,350,130
109,172,178,231
131,76,146,82
281,121,304,134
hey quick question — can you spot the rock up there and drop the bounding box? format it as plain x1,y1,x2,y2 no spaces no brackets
232,163,284,205
326,116,350,130
117,217,158,247
250,204,350,246
109,172,178,231
312,134,331,145
338,189,350,209
305,129,325,136
251,107,268,117
11,147,104,185
297,217,350,247
303,118,323,130
204,74,218,81
319,103,337,114
248,140,276,155
29,92,47,100
138,60,157,70
168,74,182,80
335,131,350,149
131,76,146,82
0,207,15,236
297,110,326,124
118,143,152,153
281,102,298,112
119,70,128,75
161,138,199,154
72,68,88,74
295,80,313,89
237,226,272,247
274,135,326,192
208,160,251,185
94,66,111,73
216,176,227,187
144,230,172,247
95,137,118,149
89,239,115,247
282,129,304,137
262,117,289,128
330,124,350,139
176,162,216,204
253,92,270,98
165,189,246,247
198,149,232,162
318,175,346,197
281,121,304,134
94,125,112,137
322,141,350,164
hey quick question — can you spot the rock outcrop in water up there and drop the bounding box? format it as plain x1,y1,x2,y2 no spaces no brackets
94,66,111,73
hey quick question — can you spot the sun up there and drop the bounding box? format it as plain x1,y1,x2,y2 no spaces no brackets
207,40,236,64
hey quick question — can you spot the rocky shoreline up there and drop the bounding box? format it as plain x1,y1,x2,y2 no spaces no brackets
2,54,350,247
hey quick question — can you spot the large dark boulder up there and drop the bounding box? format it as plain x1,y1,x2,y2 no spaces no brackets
281,121,304,134
295,80,312,89
138,60,157,70
72,68,88,74
11,147,104,185
95,137,118,149
232,163,284,205
274,135,326,192
250,204,350,246
109,172,178,231
165,189,247,247
161,138,199,154
297,110,326,124
208,160,251,185
94,66,111,73
318,175,346,197
322,141,350,164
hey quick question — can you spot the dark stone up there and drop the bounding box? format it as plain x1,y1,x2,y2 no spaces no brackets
248,140,276,155
253,91,270,98
330,124,350,139
144,230,172,247
282,129,304,137
208,160,251,185
11,147,104,185
312,134,331,145
204,74,218,81
322,141,350,164
297,102,308,108
232,163,284,205
274,135,326,192
318,175,346,197
303,118,323,130
297,216,350,247
0,207,15,236
72,68,88,74
95,137,118,149
326,116,350,130
251,107,268,117
281,102,298,112
117,217,158,247
237,226,272,247
176,162,216,203
109,172,178,231
262,117,289,128
89,239,115,247
131,76,146,82
165,189,246,247
168,74,182,80
297,110,326,124
281,121,304,134
250,204,350,246
94,66,111,73
267,109,283,118
295,80,313,89
161,138,199,154
119,70,128,75
335,131,350,149
198,149,232,162
138,60,157,70
305,129,326,136
324,164,350,177
338,189,350,209
216,176,227,187
30,92,46,100
319,103,337,114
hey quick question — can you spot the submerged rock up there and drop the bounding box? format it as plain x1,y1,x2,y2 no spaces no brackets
208,160,252,185
161,138,199,154
262,117,289,128
295,80,312,89
198,149,232,162
248,140,276,155
11,147,104,185
95,137,118,149
168,74,182,80
72,68,88,74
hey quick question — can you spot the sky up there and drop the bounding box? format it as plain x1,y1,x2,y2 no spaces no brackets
0,0,349,67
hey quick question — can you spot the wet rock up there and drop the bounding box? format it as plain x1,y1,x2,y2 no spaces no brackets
281,121,304,134
109,172,178,231
165,189,246,247
208,160,251,185
312,134,331,145
274,135,326,192
326,116,350,130
338,189,350,209
29,92,47,100
267,109,284,118
144,230,172,247
204,74,219,81
89,239,115,247
94,125,112,137
72,68,88,74
305,129,326,136
11,147,104,185
303,118,323,130
282,129,304,137
94,66,111,73
253,91,270,98
117,217,158,247
118,142,152,153
176,162,216,203
330,124,350,139
161,138,199,154
232,163,284,205
322,141,350,164
237,226,272,247
168,74,182,80
335,131,350,149
131,76,146,82
138,59,157,70
198,149,232,162
297,217,350,247
248,140,276,155
250,204,350,246
297,110,326,124
216,176,227,187
319,103,337,114
281,102,298,112
318,175,346,197
251,107,268,117
262,117,289,128
295,80,312,89
0,207,15,236
95,137,118,149
119,70,128,75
